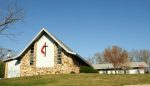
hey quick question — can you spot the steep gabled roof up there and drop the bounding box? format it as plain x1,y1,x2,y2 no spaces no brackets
17,28,76,58
3,28,91,66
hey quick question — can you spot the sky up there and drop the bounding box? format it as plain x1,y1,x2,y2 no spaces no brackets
0,0,150,58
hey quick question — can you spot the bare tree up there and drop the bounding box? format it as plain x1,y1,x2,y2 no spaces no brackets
87,52,107,64
128,50,141,62
0,48,16,60
87,57,93,64
121,59,131,74
103,46,128,74
94,52,107,64
138,50,150,72
128,49,150,63
0,0,24,38
87,56,97,64
128,49,150,72
139,50,150,64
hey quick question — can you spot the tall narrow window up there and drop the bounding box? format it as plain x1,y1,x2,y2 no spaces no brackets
30,45,34,65
57,46,62,64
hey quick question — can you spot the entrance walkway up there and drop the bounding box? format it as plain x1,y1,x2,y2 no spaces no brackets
124,84,150,86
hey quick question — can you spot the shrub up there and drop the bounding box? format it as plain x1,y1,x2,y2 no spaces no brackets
80,66,98,73
70,71,76,74
0,60,5,78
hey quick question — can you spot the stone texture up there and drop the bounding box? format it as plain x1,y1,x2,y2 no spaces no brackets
20,41,85,77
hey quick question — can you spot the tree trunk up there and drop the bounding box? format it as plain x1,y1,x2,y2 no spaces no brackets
124,69,126,74
114,68,117,74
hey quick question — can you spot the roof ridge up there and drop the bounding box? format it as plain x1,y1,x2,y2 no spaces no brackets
3,28,77,60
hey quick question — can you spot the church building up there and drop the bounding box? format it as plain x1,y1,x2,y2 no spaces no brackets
4,28,91,78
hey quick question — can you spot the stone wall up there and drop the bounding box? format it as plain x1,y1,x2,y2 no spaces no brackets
20,42,37,77
20,41,84,77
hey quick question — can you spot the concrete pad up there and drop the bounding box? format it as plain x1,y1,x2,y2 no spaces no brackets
124,84,150,86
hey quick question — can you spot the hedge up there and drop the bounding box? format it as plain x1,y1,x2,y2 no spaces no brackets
80,66,98,73
0,60,5,78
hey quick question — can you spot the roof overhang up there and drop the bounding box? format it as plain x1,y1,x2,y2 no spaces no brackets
3,28,92,67
13,28,76,60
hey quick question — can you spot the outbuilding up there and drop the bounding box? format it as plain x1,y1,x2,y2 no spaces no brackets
93,62,148,74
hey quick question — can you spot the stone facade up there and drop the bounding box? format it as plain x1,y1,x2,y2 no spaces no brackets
20,41,85,77
4,29,91,78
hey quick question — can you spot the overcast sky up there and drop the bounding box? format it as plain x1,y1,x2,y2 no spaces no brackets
0,0,150,58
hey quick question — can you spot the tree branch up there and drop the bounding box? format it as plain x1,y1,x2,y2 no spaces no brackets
0,1,24,35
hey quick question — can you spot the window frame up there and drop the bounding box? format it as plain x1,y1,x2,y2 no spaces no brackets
57,46,62,64
30,45,34,65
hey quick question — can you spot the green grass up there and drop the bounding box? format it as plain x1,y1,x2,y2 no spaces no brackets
0,74,150,86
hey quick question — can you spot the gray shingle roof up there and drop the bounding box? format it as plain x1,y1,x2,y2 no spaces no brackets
49,32,74,53
130,62,148,68
3,28,91,67
13,28,76,59
92,62,148,70
93,64,113,69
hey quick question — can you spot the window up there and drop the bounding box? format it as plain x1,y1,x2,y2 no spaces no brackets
57,46,62,64
30,55,34,65
57,58,62,64
30,45,34,65
31,46,34,53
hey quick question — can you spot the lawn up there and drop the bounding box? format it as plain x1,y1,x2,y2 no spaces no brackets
0,74,150,86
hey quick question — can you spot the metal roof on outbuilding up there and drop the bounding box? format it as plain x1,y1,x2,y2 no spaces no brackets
92,62,148,70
